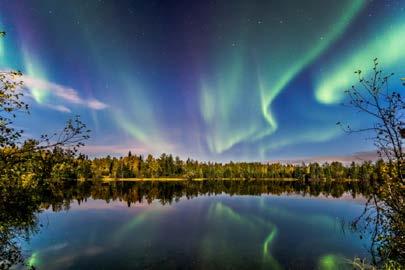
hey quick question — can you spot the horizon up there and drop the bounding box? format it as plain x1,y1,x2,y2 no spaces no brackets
86,149,381,166
1,0,405,162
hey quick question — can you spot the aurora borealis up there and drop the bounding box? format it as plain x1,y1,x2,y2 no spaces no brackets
1,0,404,161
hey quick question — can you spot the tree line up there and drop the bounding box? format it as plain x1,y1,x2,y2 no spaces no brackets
8,148,395,182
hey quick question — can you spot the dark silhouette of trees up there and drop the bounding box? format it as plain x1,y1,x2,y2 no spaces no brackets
86,152,390,183
0,31,90,269
340,59,404,267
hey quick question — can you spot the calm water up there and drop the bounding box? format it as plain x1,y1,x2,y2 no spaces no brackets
11,181,372,269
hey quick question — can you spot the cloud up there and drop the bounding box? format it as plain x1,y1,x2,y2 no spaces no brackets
45,104,72,113
87,99,108,110
21,75,108,111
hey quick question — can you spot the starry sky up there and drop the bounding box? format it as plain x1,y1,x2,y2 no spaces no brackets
1,0,404,161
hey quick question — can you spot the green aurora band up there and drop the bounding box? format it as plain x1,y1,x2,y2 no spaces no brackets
318,254,347,270
259,197,339,230
316,19,405,104
200,52,262,154
262,226,281,270
112,200,349,269
2,1,403,160
22,48,49,104
204,202,282,269
200,0,365,154
259,127,341,156
258,0,364,136
113,206,170,242
27,251,40,268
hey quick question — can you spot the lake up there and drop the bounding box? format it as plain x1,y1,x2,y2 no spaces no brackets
7,180,373,269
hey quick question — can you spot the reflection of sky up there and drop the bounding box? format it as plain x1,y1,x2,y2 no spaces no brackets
24,194,370,269
0,1,404,161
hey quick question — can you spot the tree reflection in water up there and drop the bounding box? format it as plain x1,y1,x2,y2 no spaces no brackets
0,180,373,269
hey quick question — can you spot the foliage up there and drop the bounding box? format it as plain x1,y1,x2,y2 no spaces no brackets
0,70,26,148
0,184,39,270
340,59,405,266
0,31,90,269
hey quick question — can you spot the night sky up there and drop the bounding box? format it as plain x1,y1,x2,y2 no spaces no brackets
1,0,404,161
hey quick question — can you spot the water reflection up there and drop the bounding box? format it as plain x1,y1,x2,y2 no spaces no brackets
1,180,373,269
46,180,372,207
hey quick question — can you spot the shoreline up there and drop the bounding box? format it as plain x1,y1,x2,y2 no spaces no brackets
94,177,358,182
73,177,364,183
98,177,300,182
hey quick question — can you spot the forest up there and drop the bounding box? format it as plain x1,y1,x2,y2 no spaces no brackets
1,143,398,182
